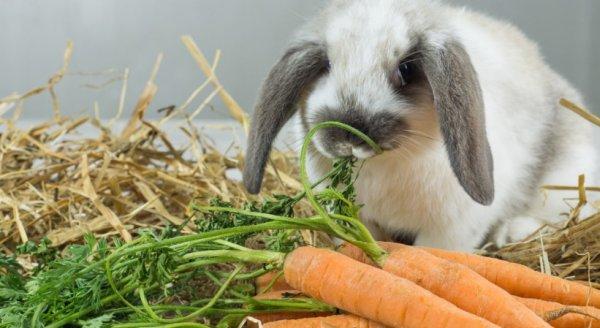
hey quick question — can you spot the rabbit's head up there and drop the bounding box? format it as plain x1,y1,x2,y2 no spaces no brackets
243,0,494,205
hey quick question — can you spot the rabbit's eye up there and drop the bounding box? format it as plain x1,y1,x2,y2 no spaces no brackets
394,61,417,87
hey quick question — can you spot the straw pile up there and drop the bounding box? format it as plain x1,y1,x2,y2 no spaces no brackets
0,37,310,261
0,37,598,286
486,212,600,288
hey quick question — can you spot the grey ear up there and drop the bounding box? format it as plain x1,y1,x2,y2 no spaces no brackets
244,41,328,194
422,40,495,205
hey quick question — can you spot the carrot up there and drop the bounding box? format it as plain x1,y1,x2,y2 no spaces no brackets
255,271,292,293
422,246,600,307
284,246,499,328
339,242,551,328
516,296,600,328
262,314,388,328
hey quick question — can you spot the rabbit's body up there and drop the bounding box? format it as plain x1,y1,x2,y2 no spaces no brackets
245,0,598,251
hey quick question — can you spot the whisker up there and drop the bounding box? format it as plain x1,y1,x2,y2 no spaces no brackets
399,57,422,65
387,134,423,156
401,49,424,59
399,136,421,151
405,129,439,142
396,147,412,162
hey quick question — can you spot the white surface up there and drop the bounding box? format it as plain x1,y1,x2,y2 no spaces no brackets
0,0,599,120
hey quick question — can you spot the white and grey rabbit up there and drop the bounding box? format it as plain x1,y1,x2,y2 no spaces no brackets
243,0,598,251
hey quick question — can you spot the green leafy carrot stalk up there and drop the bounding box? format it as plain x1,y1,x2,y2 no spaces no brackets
94,122,384,278
98,241,334,327
40,238,331,327
195,121,388,265
2,120,384,326
6,221,314,326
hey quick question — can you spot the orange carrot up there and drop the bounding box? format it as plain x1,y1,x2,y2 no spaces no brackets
422,246,600,308
262,314,388,328
284,246,499,328
339,242,550,328
516,296,600,328
255,271,292,293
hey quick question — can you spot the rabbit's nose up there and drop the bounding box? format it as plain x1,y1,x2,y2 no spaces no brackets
351,146,375,159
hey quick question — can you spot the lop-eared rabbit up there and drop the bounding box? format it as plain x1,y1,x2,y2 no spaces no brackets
243,0,598,251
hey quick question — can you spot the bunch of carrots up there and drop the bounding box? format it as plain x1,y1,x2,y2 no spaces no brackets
189,122,600,328
244,243,600,328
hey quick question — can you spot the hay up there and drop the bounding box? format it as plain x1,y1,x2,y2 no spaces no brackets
485,213,600,286
0,38,309,257
0,37,598,286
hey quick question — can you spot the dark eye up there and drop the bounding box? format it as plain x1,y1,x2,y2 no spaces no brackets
394,61,417,87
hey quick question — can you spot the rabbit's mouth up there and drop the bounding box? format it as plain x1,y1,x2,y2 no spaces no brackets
307,107,409,159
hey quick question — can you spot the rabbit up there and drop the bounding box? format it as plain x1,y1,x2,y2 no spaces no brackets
242,0,598,251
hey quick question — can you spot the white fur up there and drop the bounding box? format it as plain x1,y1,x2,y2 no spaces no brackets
293,0,598,251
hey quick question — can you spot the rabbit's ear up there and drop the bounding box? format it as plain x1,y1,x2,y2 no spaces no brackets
422,40,495,205
244,42,328,194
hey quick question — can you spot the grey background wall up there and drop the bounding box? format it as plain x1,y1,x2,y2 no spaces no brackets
1,0,599,120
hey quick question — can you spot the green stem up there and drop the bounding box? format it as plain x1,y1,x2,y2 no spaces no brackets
189,298,246,307
191,207,333,235
105,257,147,317
248,298,334,312
139,287,163,322
299,121,387,265
97,301,248,319
329,213,381,257
174,258,234,272
204,270,247,300
182,249,284,263
300,123,368,239
30,303,45,328
106,303,332,319
226,266,273,280
190,206,328,231
214,239,250,251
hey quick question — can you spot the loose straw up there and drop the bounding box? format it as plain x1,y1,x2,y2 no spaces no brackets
181,35,250,134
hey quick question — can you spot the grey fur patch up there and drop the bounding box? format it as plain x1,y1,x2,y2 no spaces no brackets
313,105,409,156
243,41,329,194
422,41,495,205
